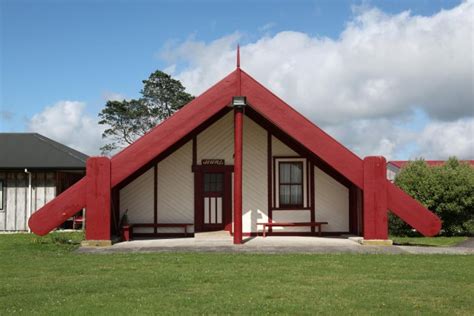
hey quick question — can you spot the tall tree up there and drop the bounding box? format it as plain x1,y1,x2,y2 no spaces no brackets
141,70,195,120
98,70,194,154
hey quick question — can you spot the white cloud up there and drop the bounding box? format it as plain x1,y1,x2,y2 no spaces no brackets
415,118,474,159
161,1,474,160
324,117,412,159
160,32,241,87
28,101,104,155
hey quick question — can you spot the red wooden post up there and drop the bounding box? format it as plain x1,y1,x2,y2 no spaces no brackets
85,157,111,242
233,107,243,244
363,156,388,240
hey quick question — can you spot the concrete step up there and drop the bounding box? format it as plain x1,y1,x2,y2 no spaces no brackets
194,230,231,240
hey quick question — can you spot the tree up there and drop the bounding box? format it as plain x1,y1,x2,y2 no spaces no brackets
141,71,195,120
98,70,194,154
431,159,474,235
389,158,474,236
389,160,435,236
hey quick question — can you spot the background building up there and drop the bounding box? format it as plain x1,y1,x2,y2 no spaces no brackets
0,133,87,231
387,160,474,182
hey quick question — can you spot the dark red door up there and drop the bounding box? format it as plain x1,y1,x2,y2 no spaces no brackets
194,166,233,233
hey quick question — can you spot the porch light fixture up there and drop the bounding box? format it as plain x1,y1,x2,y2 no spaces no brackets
232,96,247,108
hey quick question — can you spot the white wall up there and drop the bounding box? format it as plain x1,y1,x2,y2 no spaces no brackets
120,113,234,235
272,211,311,232
314,166,349,232
119,167,154,233
242,117,268,233
33,172,56,211
0,171,56,232
118,112,350,235
272,136,297,156
157,141,194,233
387,163,399,182
269,136,350,233
197,111,234,165
120,141,194,234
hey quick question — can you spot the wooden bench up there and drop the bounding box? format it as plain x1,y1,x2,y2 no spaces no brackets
257,222,329,237
129,223,193,239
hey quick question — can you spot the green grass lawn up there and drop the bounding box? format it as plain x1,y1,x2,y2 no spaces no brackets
391,236,468,247
0,233,473,315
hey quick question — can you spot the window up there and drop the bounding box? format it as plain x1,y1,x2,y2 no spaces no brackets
278,162,303,207
204,173,224,193
0,180,3,211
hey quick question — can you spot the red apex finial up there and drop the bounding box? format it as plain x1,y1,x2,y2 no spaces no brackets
237,44,240,68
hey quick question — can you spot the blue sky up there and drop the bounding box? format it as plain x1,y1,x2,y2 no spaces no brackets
1,0,471,158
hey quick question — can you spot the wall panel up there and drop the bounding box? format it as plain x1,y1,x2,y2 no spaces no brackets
197,112,234,165
314,166,349,232
157,141,194,233
5,173,17,230
119,167,154,233
242,117,268,233
15,173,27,231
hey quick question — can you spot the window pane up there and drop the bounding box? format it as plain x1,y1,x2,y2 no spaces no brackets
204,173,223,192
279,163,291,183
290,185,303,205
278,161,305,207
279,185,290,205
204,176,210,192
215,174,223,192
210,173,216,192
204,174,211,192
290,163,302,184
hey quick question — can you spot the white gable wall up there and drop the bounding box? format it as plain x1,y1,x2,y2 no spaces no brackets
119,167,154,232
272,136,298,156
157,141,194,233
197,111,234,165
242,117,268,233
314,167,349,232
119,111,350,235
120,141,194,234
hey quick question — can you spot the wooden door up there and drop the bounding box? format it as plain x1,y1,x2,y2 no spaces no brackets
201,172,226,231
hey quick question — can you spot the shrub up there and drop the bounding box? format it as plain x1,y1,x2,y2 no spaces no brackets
390,157,474,236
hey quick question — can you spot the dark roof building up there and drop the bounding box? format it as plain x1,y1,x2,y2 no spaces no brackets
0,133,88,169
0,133,88,231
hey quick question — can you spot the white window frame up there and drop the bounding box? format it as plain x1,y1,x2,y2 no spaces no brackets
274,158,307,209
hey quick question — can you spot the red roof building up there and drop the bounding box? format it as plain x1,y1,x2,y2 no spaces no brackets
390,160,474,169
28,52,441,244
387,160,474,181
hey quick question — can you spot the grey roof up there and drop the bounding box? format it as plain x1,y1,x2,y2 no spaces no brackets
0,133,88,169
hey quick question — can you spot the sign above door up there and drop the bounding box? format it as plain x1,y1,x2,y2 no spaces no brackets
201,159,225,166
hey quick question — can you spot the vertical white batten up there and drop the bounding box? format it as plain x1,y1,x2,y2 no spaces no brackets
24,169,32,232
